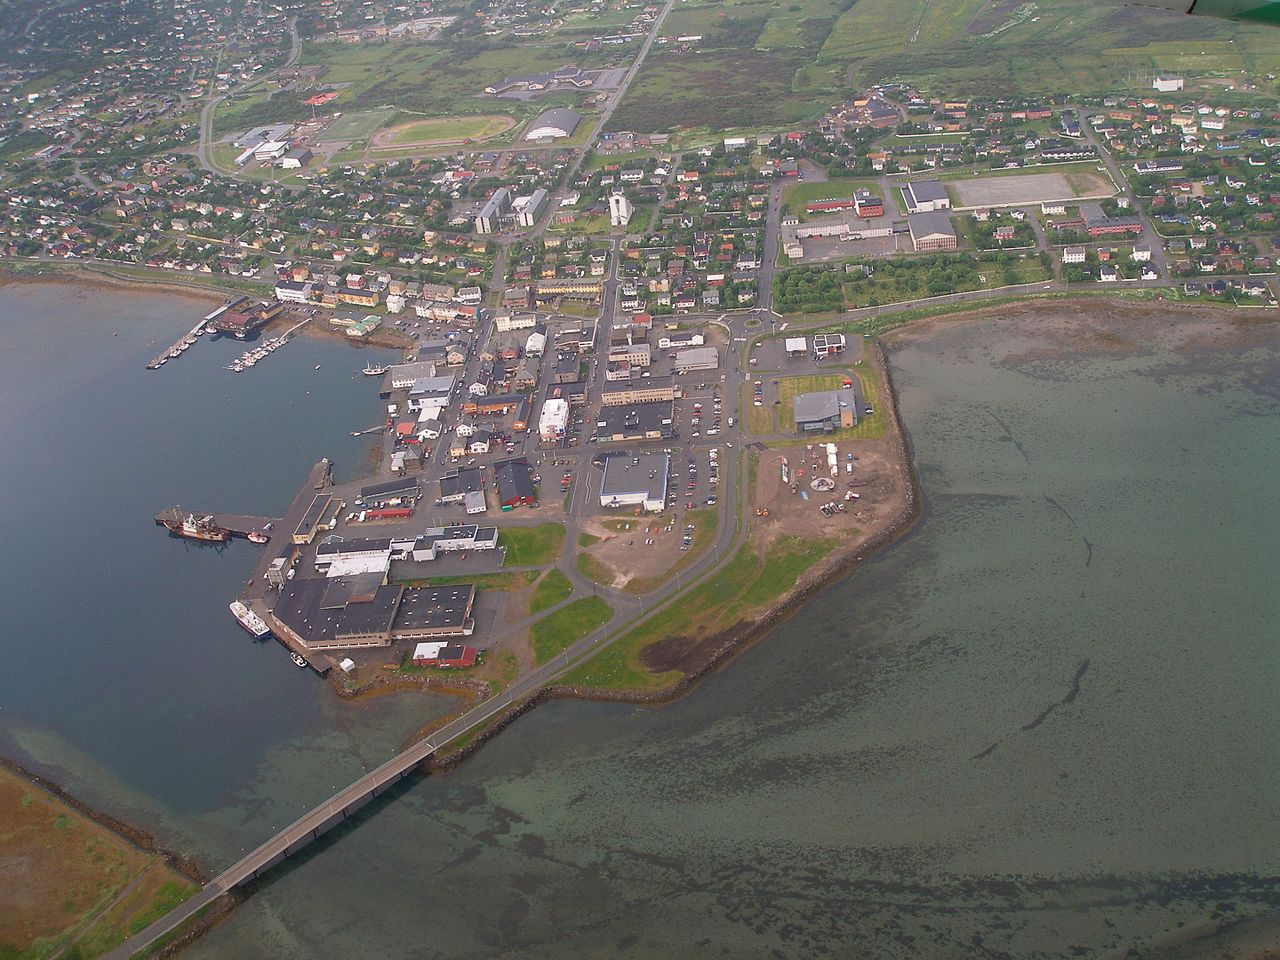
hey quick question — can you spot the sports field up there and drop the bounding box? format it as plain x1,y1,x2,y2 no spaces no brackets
375,114,515,147
319,107,396,143
949,170,1113,208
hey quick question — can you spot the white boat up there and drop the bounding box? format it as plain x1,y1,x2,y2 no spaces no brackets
362,364,388,376
229,600,270,638
290,652,310,668
314,364,322,370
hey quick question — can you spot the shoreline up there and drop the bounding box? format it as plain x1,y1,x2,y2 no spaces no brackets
422,336,924,767
4,293,1267,955
0,261,253,303
0,754,207,885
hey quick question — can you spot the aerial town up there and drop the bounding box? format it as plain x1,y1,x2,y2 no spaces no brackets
5,0,1280,952
3,0,1279,681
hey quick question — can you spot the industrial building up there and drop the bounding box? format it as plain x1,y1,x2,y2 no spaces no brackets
599,452,670,512
673,345,719,372
908,212,958,251
902,179,951,213
270,580,476,652
411,525,499,560
525,107,582,140
493,457,537,508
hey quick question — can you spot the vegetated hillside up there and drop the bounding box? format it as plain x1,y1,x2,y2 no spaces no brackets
606,0,1280,133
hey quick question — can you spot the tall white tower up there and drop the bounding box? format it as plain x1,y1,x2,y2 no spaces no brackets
608,188,633,227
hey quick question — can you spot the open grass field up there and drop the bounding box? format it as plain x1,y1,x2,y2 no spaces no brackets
782,178,883,220
529,569,573,615
0,764,197,960
295,37,621,120
500,524,566,567
533,596,614,663
562,535,836,690
377,114,514,147
320,107,397,143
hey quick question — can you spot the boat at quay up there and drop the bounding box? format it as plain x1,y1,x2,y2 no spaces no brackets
229,600,270,639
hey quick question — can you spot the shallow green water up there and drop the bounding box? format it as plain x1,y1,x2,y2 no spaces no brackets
181,313,1280,958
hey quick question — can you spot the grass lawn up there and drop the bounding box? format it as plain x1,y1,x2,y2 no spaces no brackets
321,107,397,142
782,177,882,220
577,531,601,547
532,596,614,663
529,569,573,615
741,382,775,435
775,366,886,441
575,551,613,585
383,114,514,145
562,534,836,690
500,524,567,567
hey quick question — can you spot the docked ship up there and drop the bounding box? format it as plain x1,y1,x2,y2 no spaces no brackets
362,364,388,376
290,652,310,669
158,510,232,543
229,600,271,639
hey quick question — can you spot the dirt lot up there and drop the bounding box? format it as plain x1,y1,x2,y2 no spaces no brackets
750,438,901,551
950,170,1109,208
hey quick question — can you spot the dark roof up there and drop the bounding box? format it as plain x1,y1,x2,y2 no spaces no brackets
392,585,475,632
439,467,484,498
272,578,340,644
594,400,674,441
493,457,536,503
360,478,420,500
336,585,403,638
320,572,385,608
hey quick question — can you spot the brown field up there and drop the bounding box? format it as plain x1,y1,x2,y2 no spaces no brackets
0,763,197,959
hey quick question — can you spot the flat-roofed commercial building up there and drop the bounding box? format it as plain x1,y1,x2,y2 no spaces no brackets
601,377,677,406
674,345,719,372
600,452,669,512
594,401,675,442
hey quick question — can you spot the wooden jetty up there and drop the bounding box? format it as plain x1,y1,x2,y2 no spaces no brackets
144,302,234,370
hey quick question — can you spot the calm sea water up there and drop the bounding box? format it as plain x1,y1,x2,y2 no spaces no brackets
185,311,1277,959
0,279,456,862
4,284,1278,957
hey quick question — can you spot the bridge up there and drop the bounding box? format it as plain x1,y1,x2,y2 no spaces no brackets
100,681,532,959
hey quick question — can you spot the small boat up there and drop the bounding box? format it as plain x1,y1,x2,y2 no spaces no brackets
246,530,269,544
290,652,310,669
314,364,322,370
362,364,388,376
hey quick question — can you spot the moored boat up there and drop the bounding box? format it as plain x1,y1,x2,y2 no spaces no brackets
290,652,310,668
247,530,269,544
159,510,231,543
362,364,388,376
229,600,270,638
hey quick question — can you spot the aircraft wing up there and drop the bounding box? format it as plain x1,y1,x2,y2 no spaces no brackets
1121,0,1280,24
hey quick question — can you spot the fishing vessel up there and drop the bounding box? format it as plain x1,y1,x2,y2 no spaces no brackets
290,652,310,668
229,600,270,638
246,530,269,544
362,364,388,376
158,510,232,543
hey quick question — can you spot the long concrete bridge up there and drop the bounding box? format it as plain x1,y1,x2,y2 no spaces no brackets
101,680,528,959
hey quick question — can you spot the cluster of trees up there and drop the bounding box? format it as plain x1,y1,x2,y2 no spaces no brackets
773,267,842,313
